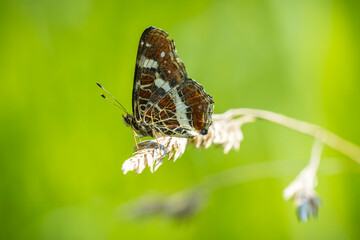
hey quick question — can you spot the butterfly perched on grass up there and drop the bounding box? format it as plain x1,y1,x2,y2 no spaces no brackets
98,27,214,143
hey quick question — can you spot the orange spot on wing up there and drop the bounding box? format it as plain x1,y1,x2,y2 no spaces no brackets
139,89,151,99
158,96,171,108
165,120,180,126
140,75,154,85
160,111,167,119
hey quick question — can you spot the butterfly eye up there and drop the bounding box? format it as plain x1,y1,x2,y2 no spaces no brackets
122,115,132,127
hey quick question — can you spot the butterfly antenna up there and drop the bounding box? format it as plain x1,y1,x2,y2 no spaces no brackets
96,82,129,114
99,93,128,113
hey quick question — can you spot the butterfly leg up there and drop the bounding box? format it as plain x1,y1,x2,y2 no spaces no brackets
152,129,162,156
132,130,139,150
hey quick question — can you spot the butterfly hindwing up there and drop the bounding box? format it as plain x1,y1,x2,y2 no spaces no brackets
150,78,214,137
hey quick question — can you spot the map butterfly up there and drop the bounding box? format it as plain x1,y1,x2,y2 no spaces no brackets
98,27,214,139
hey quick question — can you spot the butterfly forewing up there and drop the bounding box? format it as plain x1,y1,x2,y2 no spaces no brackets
132,27,214,138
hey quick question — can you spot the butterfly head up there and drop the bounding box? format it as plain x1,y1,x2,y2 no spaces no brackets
122,114,133,128
122,114,153,137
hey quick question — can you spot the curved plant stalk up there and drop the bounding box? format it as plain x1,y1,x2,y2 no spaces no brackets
121,108,360,221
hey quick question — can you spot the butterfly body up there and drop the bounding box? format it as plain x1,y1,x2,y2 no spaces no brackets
125,27,214,138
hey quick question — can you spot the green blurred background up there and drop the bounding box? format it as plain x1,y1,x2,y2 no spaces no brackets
1,0,360,239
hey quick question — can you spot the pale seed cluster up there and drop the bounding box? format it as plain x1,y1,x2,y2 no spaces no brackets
122,114,254,174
